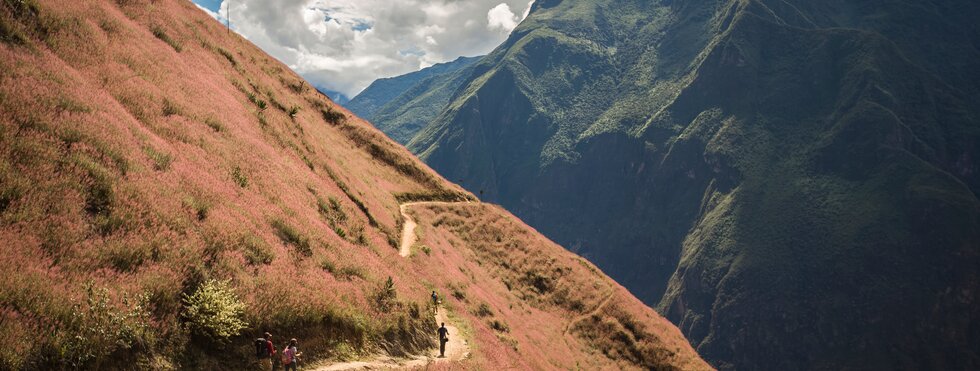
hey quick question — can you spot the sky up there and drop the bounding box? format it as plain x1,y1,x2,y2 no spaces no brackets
193,0,534,99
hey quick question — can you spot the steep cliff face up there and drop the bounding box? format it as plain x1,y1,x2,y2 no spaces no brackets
395,0,980,369
0,0,707,369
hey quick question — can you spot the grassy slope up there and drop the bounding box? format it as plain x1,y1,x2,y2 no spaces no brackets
406,0,980,369
0,0,706,369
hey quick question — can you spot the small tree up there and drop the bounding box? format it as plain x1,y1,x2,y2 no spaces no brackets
374,276,397,313
182,280,248,342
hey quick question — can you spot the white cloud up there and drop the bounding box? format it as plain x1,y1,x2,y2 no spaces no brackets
198,0,534,98
487,3,518,32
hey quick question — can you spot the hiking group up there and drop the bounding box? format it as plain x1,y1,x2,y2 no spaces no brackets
253,291,450,368
255,332,302,371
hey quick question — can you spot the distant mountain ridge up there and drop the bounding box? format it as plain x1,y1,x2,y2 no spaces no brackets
347,56,480,143
365,0,980,369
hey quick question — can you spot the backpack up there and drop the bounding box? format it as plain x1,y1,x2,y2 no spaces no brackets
255,338,269,358
281,347,293,365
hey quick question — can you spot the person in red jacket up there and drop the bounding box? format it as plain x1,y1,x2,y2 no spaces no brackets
257,332,276,371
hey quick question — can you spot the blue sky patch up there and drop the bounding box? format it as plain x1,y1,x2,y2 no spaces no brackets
193,0,221,13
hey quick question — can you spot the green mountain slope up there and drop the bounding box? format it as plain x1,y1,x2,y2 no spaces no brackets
346,56,480,144
398,0,980,369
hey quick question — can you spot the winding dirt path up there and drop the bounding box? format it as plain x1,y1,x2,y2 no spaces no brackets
398,201,463,257
398,203,419,257
310,202,471,370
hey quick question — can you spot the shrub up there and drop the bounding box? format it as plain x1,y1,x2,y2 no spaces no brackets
351,225,367,246
182,279,248,342
320,107,346,125
319,258,336,273
57,284,154,368
288,105,300,118
231,165,248,188
317,195,347,230
489,319,510,333
144,146,172,171
216,47,236,66
374,276,397,313
182,196,210,221
54,96,91,113
448,283,466,301
336,265,366,281
204,117,224,132
0,0,39,46
151,25,182,52
0,175,25,213
475,303,493,317
73,154,114,216
287,81,305,94
420,245,431,256
162,98,181,116
301,155,314,171
241,234,273,265
271,219,312,256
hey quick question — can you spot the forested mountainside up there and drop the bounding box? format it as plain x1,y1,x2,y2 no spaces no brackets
346,56,480,144
0,0,708,369
367,0,980,369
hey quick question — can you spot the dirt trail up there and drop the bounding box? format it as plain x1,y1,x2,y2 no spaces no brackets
310,202,471,370
398,202,462,257
398,203,418,257
433,307,469,361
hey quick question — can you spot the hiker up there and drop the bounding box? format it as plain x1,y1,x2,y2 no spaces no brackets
282,338,302,371
438,322,449,358
431,290,439,313
256,332,276,371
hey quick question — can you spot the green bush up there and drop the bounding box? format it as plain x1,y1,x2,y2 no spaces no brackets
151,25,182,52
475,303,493,317
374,276,397,313
205,117,225,132
271,219,312,256
336,265,366,281
144,146,172,171
162,98,182,116
231,165,248,188
320,107,346,125
241,234,274,265
182,279,248,342
56,284,154,368
183,196,210,221
489,319,510,333
216,47,236,66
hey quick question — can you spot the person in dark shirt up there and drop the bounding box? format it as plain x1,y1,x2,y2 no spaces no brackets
437,323,449,357
431,291,439,314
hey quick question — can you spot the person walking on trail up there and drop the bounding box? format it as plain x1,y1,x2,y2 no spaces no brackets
438,322,450,358
282,338,302,371
256,332,276,371
431,290,439,313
